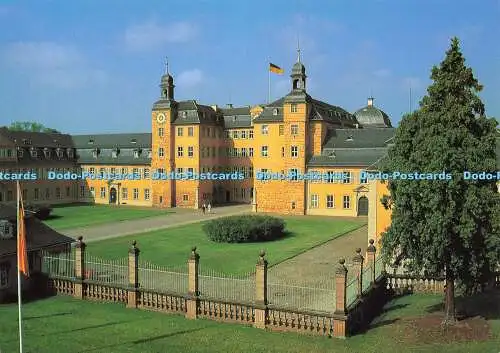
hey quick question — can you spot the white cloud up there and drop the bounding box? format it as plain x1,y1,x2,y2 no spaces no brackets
372,69,391,78
176,69,203,88
124,21,197,52
3,41,107,89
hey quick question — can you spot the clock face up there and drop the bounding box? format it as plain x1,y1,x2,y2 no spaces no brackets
157,113,166,124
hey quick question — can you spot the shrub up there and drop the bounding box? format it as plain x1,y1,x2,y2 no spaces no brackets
25,203,53,220
203,215,285,243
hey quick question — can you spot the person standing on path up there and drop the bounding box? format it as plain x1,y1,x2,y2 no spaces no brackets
202,203,206,214
207,202,212,213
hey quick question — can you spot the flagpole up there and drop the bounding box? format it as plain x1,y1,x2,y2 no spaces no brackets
17,181,24,353
268,61,271,104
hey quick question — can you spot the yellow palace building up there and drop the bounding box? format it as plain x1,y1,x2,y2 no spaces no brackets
1,53,404,242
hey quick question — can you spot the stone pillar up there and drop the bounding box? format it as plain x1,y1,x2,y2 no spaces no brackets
73,236,86,299
186,247,200,319
353,248,364,298
127,241,140,308
366,239,376,284
333,258,348,338
252,188,257,212
254,250,268,329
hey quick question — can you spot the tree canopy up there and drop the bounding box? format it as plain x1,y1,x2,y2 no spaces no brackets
8,121,60,133
380,37,500,323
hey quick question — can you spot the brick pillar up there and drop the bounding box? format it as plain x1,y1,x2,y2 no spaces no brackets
333,258,348,338
366,239,376,284
127,241,140,308
353,248,364,298
186,246,200,319
254,250,268,329
73,236,86,299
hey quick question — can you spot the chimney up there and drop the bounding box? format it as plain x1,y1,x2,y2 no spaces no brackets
226,103,233,108
211,105,218,111
367,97,374,107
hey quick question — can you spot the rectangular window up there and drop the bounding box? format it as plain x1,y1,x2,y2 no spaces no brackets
343,195,351,209
207,127,212,137
207,147,211,157
360,171,367,184
122,188,128,200
133,168,139,175
241,148,247,157
327,171,336,183
188,127,194,136
241,130,247,139
187,167,194,174
144,168,150,178
281,147,285,157
261,125,268,135
177,168,183,174
158,128,164,137
100,187,106,198
224,130,230,138
291,146,298,157
89,167,95,174
310,194,319,208
212,147,216,157
54,187,60,199
279,125,284,136
327,195,334,208
233,130,239,139
343,171,352,184
177,146,183,157
144,189,150,201
158,147,164,157
89,187,95,197
249,148,254,157
291,103,298,113
133,188,139,200
261,146,268,157
188,146,194,157
79,186,85,197
249,130,254,139
110,167,116,174
66,187,70,197
291,124,299,135
183,194,189,201
177,127,183,136
290,168,298,181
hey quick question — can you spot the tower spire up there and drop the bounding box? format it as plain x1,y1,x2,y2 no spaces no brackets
297,35,301,62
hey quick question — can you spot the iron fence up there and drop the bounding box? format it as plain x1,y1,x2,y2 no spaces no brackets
138,260,188,295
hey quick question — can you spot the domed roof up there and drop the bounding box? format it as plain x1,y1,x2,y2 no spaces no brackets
353,98,392,128
292,61,306,75
161,73,173,84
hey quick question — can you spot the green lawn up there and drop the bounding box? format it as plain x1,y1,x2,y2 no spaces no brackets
0,294,498,353
85,217,365,274
43,204,173,230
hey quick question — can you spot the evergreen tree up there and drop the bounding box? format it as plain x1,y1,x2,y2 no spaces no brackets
380,37,500,325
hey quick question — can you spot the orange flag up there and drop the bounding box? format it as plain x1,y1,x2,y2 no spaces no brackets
17,182,29,277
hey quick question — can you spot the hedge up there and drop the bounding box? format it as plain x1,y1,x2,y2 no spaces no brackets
202,215,285,243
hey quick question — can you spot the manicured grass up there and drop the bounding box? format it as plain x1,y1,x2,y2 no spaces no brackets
43,204,173,230
86,216,365,274
0,294,498,352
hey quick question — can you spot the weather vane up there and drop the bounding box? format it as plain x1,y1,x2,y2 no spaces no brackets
164,56,169,74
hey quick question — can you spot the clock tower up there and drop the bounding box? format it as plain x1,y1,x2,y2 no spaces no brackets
151,59,177,207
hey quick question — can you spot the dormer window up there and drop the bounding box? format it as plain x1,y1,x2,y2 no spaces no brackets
346,135,353,141
233,116,237,122
147,150,152,158
182,111,188,118
44,148,51,158
30,148,37,158
133,149,140,158
56,148,64,159
92,148,99,158
0,220,13,239
273,108,278,115
88,139,94,145
67,148,74,158
131,139,137,144
200,112,205,119
17,148,24,158
112,148,120,158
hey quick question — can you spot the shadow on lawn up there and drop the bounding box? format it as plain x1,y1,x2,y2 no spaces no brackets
79,326,211,352
424,289,500,320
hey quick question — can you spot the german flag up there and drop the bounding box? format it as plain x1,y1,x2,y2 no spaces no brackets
17,182,29,277
269,63,284,74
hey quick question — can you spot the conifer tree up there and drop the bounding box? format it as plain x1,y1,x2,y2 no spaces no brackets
380,37,500,325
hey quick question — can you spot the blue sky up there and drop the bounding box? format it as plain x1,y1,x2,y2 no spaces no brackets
0,0,498,133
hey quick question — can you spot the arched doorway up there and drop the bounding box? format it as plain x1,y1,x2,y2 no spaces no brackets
109,187,117,204
357,196,368,216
